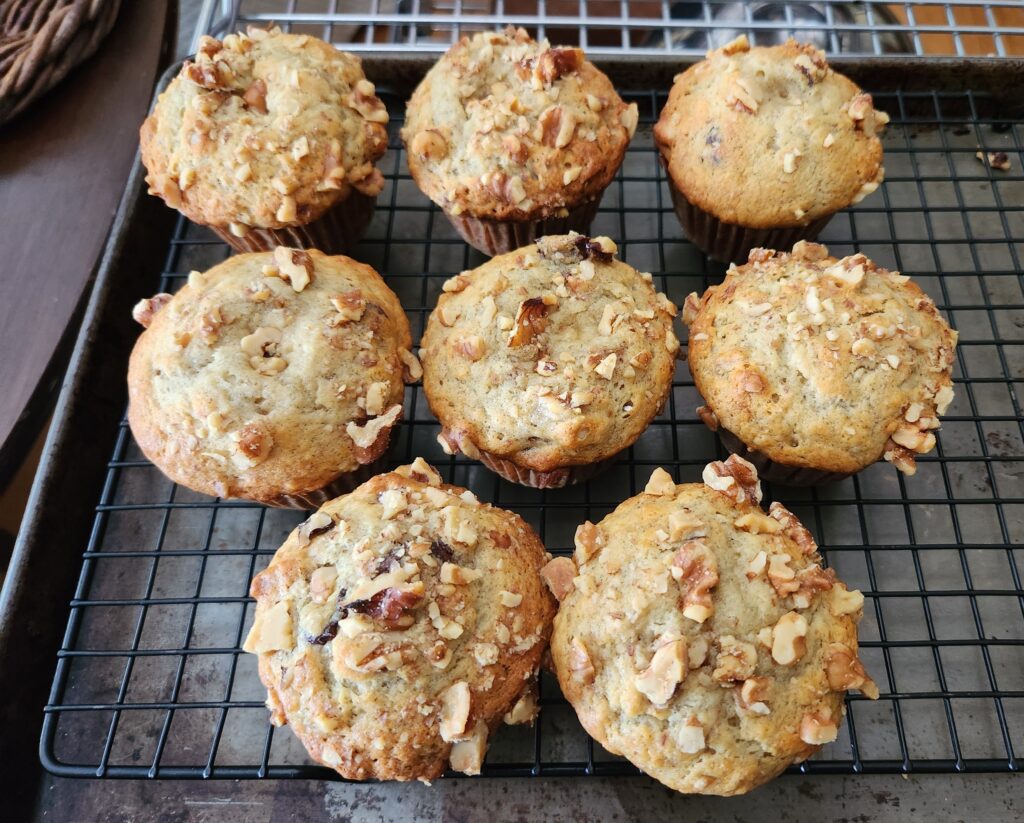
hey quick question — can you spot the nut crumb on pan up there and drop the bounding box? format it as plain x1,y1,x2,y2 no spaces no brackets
975,149,1011,171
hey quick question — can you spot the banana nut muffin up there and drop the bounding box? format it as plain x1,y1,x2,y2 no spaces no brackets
683,241,957,484
128,248,418,507
654,37,888,262
141,27,389,253
547,456,878,796
402,26,639,255
243,459,555,780
420,234,680,488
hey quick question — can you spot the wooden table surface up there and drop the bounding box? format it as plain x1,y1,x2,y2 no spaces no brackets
0,0,174,484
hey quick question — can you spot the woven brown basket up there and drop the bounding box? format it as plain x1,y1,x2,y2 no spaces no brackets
0,0,122,126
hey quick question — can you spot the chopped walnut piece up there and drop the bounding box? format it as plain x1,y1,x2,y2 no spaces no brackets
668,510,704,542
635,638,687,706
695,405,719,431
440,562,484,585
594,352,617,380
620,104,639,138
273,247,313,292
411,129,448,161
770,611,808,665
449,720,488,775
768,502,817,554
453,335,487,361
231,422,273,467
568,637,596,684
500,590,522,608
240,325,282,358
830,584,865,616
242,600,293,653
296,511,335,547
132,293,173,328
975,150,1011,171
720,34,750,54
535,46,582,84
791,565,836,609
242,79,267,113
399,348,423,381
309,566,338,605
346,404,401,450
883,441,918,475
351,78,389,123
726,77,759,114
541,556,576,601
644,467,677,496
674,718,706,754
800,708,839,746
573,521,602,565
825,643,879,699
738,367,766,393
735,511,783,535
672,540,719,624
702,455,761,505
439,682,471,742
712,636,758,683
504,688,539,725
746,550,767,579
508,296,552,346
737,676,772,715
767,553,799,597
394,457,441,486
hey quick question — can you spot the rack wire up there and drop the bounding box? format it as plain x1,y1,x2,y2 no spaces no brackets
196,0,1024,59
41,87,1024,779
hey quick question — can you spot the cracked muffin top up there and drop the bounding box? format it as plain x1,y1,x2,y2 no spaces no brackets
420,234,680,472
127,249,416,503
401,26,638,221
140,27,389,232
654,37,888,228
683,241,957,476
243,460,555,781
549,456,878,796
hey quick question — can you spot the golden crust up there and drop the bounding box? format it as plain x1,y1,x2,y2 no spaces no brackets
551,456,877,796
420,234,680,473
244,464,556,781
684,242,958,476
401,27,637,221
127,250,414,504
654,39,887,228
140,28,388,232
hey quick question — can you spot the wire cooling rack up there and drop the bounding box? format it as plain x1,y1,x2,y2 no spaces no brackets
196,0,1024,59
40,88,1024,779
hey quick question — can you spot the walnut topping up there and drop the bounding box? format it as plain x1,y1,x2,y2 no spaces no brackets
440,562,484,586
767,553,799,597
132,293,173,328
399,348,423,381
276,195,297,223
734,511,783,535
826,643,879,699
242,600,293,654
620,104,639,138
738,369,766,393
296,511,335,547
694,405,719,432
184,58,233,90
504,688,539,725
500,590,523,608
537,105,575,148
791,565,836,609
309,566,338,605
635,638,687,706
569,637,596,684
242,79,267,113
379,488,408,519
449,720,488,775
674,719,706,754
793,50,827,83
329,289,366,324
394,457,441,486
770,611,808,665
672,540,719,624
830,584,865,616
230,422,273,467
439,681,471,742
800,708,839,746
668,510,704,542
644,467,677,496
768,502,817,554
541,556,576,601
346,404,401,450
746,550,768,579
702,455,761,505
720,33,750,54
351,78,389,123
273,247,313,292
453,335,487,361
712,636,757,683
240,325,282,358
508,296,552,346
726,76,759,114
737,676,771,715
574,521,602,565
411,129,448,161
593,352,617,380
534,46,582,84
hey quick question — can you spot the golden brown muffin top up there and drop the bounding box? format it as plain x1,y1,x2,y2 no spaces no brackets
243,461,556,781
127,249,416,504
654,37,887,228
684,242,957,476
140,27,389,232
420,234,680,472
549,456,877,796
401,27,637,221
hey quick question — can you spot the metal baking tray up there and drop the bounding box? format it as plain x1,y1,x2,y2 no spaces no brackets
4,50,1021,782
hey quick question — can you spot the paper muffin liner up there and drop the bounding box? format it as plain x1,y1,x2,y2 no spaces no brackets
716,427,852,487
210,190,377,255
476,448,617,489
260,455,389,510
444,195,604,257
666,180,834,264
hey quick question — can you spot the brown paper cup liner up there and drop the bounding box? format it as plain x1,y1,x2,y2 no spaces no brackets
445,195,604,257
716,427,852,487
476,448,618,489
259,455,389,509
210,190,376,255
666,181,834,264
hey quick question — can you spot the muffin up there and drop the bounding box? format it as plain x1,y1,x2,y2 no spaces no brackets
243,459,556,780
548,455,878,796
140,27,389,254
128,248,418,507
654,36,888,263
420,233,680,488
401,26,638,256
682,242,957,484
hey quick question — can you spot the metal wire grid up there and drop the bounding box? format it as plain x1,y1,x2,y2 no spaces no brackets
41,88,1024,780
195,0,1024,59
